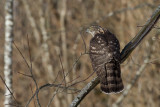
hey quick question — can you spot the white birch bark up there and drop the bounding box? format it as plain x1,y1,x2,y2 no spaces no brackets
38,0,54,81
4,0,14,106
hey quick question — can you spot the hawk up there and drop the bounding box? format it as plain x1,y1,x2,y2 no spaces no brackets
86,26,124,94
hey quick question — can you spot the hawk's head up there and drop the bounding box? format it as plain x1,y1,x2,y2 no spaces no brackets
86,26,105,37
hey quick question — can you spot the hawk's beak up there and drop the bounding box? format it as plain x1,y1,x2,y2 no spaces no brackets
86,28,90,33
86,28,94,37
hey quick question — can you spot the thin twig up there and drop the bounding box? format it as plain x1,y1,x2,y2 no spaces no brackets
14,37,40,107
0,75,19,107
30,84,37,107
47,73,71,106
27,35,41,107
80,34,87,53
25,46,88,106
59,55,66,87
17,72,32,78
69,71,96,87
25,82,80,107
13,42,30,69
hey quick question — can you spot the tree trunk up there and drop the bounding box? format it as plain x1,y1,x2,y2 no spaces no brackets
4,0,14,106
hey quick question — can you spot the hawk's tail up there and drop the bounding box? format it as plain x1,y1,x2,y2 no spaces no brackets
100,63,124,94
100,78,124,94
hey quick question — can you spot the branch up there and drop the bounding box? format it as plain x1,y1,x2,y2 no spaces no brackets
112,32,156,107
112,32,158,107
70,77,100,107
70,5,160,107
120,5,160,63
25,83,80,107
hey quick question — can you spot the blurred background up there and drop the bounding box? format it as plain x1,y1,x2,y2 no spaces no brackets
0,0,160,107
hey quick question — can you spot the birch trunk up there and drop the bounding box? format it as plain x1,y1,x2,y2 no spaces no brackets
38,0,54,81
4,0,14,106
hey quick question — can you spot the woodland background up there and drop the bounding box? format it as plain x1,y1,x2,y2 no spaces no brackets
0,0,160,107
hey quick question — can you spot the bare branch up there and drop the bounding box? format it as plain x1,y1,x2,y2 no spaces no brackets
120,5,160,63
59,55,67,86
25,82,80,106
14,35,41,107
27,35,41,107
70,77,99,107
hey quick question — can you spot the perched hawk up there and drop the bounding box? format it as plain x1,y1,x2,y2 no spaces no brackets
86,26,124,94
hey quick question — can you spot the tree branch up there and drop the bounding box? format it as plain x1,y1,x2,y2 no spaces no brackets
70,5,160,107
120,5,160,63
112,32,157,107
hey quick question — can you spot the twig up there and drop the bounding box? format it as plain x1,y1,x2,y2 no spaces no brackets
80,34,87,53
13,41,30,70
14,35,40,107
25,44,88,106
17,72,32,77
30,85,36,107
70,5,160,107
47,70,71,106
0,75,20,107
14,39,40,107
27,35,41,107
69,71,96,87
59,55,66,87
25,82,80,107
